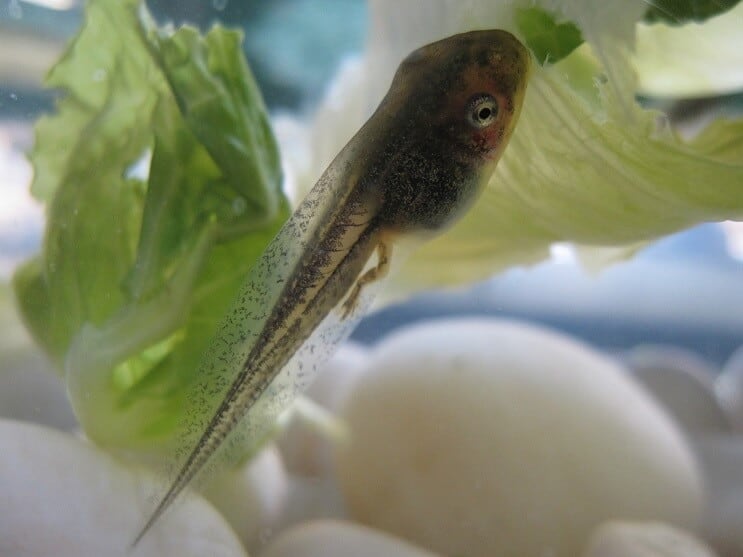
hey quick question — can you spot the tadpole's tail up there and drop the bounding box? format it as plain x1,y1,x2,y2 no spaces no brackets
130,375,249,549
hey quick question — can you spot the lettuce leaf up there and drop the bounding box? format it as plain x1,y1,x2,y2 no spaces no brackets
14,0,288,454
515,7,583,65
515,3,741,67
643,0,741,24
635,3,743,97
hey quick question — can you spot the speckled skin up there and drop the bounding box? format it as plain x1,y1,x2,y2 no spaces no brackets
133,29,530,546
363,30,530,232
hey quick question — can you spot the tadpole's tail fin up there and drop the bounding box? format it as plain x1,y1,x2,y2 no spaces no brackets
130,140,376,549
130,377,247,549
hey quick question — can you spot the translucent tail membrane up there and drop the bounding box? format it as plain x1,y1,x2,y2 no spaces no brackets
131,138,404,547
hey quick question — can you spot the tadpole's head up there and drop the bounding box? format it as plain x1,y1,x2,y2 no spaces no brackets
388,29,531,168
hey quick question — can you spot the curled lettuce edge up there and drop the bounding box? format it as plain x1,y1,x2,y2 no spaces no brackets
14,0,288,455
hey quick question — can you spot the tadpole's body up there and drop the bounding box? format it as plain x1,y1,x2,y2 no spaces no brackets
133,29,530,545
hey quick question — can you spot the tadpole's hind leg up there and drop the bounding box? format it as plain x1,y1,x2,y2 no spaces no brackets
341,241,391,319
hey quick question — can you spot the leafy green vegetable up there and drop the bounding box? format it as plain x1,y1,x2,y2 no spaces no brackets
516,2,741,67
643,0,741,24
14,0,288,454
634,3,743,98
515,7,583,66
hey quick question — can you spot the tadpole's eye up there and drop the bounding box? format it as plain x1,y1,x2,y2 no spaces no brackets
466,94,499,129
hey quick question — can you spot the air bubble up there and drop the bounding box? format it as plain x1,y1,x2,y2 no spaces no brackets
212,0,227,11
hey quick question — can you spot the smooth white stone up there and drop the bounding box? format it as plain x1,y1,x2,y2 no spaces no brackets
0,419,248,557
0,287,76,430
337,319,703,557
0,347,77,429
691,434,743,557
715,346,743,431
302,342,369,410
259,520,439,557
582,521,718,557
627,345,730,433
278,343,368,476
271,475,348,535
204,445,288,553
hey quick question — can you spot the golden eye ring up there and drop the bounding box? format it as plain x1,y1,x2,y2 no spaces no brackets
467,94,499,128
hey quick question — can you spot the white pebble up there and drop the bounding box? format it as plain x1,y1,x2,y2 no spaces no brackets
0,419,247,557
582,521,718,557
259,520,438,557
0,292,76,430
271,475,348,535
203,445,288,553
278,343,368,476
303,342,369,409
0,348,77,429
337,319,703,557
692,434,743,556
627,345,730,433
716,346,743,431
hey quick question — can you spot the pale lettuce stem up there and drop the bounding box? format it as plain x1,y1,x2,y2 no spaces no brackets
64,225,216,444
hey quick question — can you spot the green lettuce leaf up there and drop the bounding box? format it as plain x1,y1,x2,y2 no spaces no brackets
643,0,741,24
515,7,583,66
515,2,742,67
635,3,743,97
14,0,288,454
